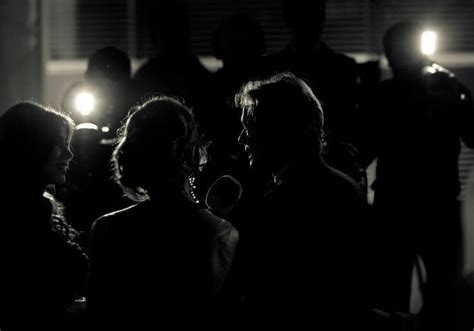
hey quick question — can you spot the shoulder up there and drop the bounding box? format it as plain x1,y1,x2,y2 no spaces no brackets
324,164,366,203
320,43,357,67
195,208,238,240
91,203,141,235
133,59,159,80
425,63,469,91
195,209,239,265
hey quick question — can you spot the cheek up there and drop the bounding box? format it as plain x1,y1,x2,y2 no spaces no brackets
47,147,62,164
41,149,62,178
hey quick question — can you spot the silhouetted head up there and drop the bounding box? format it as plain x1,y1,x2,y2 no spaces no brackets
85,46,131,83
236,72,324,176
383,21,429,76
0,102,74,190
213,13,266,67
284,0,326,51
112,96,206,202
148,0,190,55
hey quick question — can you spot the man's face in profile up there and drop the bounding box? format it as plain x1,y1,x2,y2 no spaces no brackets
238,106,257,167
238,104,284,180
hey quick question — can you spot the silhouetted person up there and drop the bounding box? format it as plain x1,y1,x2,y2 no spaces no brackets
196,13,267,206
208,13,266,180
234,73,369,329
133,0,216,142
356,21,474,330
58,124,129,247
60,47,136,242
62,46,139,139
87,96,239,330
0,102,88,330
258,0,363,186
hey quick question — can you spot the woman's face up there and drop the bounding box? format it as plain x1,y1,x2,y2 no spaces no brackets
41,126,74,185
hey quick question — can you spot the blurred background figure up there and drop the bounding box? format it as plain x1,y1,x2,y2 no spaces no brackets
356,21,474,330
198,13,267,199
0,102,88,331
258,0,364,188
61,46,139,141
133,0,217,143
87,96,239,331
213,13,266,107
59,46,136,245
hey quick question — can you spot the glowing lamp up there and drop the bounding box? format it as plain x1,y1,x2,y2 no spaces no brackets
74,92,96,116
421,31,437,55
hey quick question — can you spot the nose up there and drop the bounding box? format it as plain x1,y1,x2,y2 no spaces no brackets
64,145,74,162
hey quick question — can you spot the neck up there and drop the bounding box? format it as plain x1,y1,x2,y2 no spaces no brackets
271,154,324,183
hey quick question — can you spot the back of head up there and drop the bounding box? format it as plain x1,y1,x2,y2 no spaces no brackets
284,0,326,49
86,46,131,82
383,21,428,75
148,0,190,55
112,96,205,201
0,101,73,188
236,72,324,171
213,13,266,66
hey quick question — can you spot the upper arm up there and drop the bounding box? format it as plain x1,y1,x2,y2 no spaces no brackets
211,222,239,294
87,217,111,312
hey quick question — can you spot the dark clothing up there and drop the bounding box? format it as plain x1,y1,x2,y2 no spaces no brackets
234,159,369,329
357,65,474,327
59,140,129,244
0,195,88,330
358,69,474,201
87,199,239,330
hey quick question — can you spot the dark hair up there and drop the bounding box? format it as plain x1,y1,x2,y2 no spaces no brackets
112,96,206,201
148,0,190,51
0,101,74,184
383,21,423,56
236,72,325,155
86,46,131,81
212,13,266,60
0,101,78,241
283,0,326,28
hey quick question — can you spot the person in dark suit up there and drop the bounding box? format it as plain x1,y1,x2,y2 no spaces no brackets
233,72,369,329
356,21,474,330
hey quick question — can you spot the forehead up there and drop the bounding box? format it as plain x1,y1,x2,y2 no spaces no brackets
54,124,70,141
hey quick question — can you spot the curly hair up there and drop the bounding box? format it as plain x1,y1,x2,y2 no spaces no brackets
112,96,207,202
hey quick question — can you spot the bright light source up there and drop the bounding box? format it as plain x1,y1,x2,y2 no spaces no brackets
74,92,96,116
101,126,110,133
76,122,99,131
421,31,437,55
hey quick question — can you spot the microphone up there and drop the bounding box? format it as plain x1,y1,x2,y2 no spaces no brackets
205,175,243,216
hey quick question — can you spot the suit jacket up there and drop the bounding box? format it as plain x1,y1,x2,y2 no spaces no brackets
87,198,239,330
